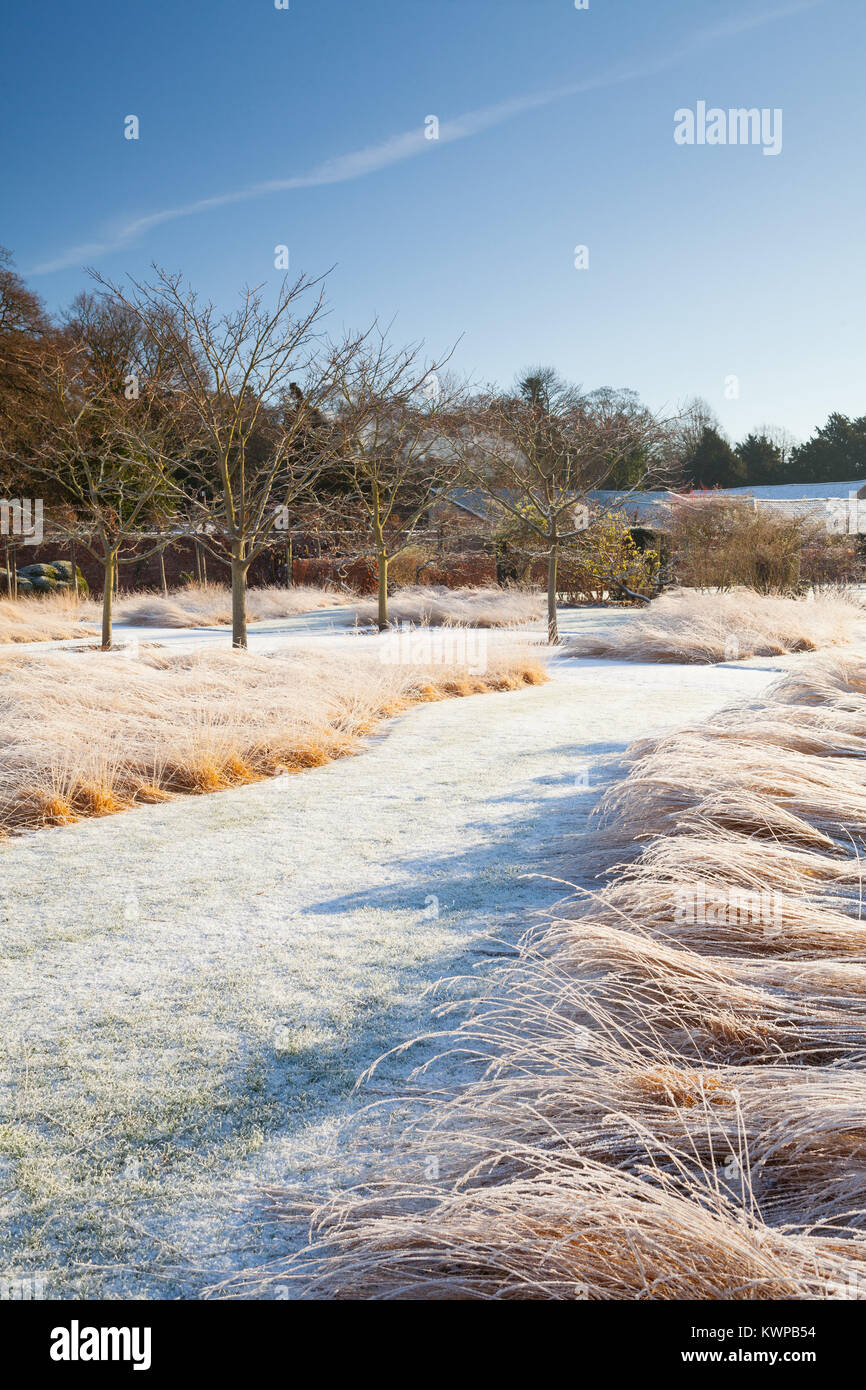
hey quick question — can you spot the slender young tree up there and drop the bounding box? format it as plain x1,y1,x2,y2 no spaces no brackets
455,368,668,643
30,334,184,647
98,267,348,647
326,330,462,630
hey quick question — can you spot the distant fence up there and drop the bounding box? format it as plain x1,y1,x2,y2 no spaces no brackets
616,494,866,536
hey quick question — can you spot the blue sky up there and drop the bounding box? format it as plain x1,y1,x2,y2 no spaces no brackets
2,0,861,441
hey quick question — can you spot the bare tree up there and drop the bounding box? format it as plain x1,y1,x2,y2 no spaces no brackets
455,369,668,642
753,421,799,465
0,247,54,492
325,330,462,630
674,395,719,462
96,266,347,648
25,325,186,648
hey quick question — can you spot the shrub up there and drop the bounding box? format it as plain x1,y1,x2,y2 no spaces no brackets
18,563,57,580
800,538,865,590
559,510,661,603
14,559,89,598
667,497,859,594
387,545,435,588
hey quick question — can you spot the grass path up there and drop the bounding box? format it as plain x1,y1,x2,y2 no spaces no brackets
0,626,784,1298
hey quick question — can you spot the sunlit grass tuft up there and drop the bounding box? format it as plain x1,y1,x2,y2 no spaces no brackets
0,641,546,834
222,653,866,1301
567,588,862,663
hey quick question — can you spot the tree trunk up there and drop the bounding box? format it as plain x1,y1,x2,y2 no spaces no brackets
195,539,206,585
159,550,168,597
376,549,389,631
4,540,11,598
285,535,293,588
231,544,248,649
373,490,388,630
101,555,114,649
547,542,559,645
70,538,78,602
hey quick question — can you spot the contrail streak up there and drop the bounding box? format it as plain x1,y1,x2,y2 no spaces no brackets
28,0,823,275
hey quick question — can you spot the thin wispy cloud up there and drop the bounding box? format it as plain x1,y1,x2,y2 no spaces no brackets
29,0,823,275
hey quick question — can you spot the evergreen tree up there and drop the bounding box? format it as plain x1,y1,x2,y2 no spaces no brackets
683,425,745,488
734,432,785,486
788,413,866,484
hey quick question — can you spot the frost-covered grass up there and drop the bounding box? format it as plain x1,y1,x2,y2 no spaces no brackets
353,586,545,628
0,593,93,644
0,581,544,644
0,583,353,645
0,640,545,833
0,631,778,1299
567,588,862,663
249,653,866,1301
117,582,545,631
107,582,353,629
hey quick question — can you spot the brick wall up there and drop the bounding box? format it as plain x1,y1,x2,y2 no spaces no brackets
8,539,502,594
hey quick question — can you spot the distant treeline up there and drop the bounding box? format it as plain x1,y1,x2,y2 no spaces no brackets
679,407,866,491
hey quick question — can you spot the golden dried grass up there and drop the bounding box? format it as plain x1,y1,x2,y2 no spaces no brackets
0,592,94,643
232,653,866,1300
107,582,353,628
354,586,545,629
0,642,546,834
568,588,862,663
0,582,546,643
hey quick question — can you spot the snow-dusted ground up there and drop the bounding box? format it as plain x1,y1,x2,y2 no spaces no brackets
0,606,807,1299
0,603,361,658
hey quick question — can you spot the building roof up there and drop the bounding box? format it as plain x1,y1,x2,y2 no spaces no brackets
441,481,866,532
588,481,866,531
720,479,866,501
